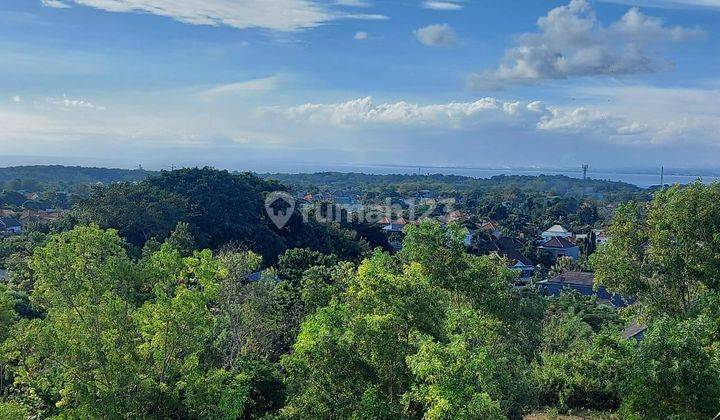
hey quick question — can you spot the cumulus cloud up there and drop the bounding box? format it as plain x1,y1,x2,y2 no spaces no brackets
354,31,369,40
471,0,704,87
414,23,458,47
537,107,647,135
40,0,387,32
263,96,648,138
11,96,21,103
46,94,106,111
422,1,465,11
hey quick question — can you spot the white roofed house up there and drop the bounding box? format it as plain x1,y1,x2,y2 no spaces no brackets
541,224,573,242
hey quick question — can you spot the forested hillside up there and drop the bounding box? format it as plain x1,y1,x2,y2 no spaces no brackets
0,169,719,419
0,165,153,187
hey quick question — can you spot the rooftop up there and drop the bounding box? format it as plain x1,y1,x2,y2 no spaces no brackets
544,224,569,233
539,236,577,249
545,271,595,287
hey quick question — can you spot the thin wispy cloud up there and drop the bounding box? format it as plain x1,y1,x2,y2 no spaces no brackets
40,0,70,8
422,1,465,11
46,94,106,111
471,0,704,88
354,31,369,40
598,0,720,10
39,0,387,32
199,75,283,99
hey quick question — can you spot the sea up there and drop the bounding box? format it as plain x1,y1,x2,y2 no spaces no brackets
248,162,720,189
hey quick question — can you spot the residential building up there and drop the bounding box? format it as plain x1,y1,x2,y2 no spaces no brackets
539,236,580,261
593,229,609,245
478,220,502,238
541,224,573,241
0,217,22,234
538,271,627,307
621,320,647,341
503,250,535,278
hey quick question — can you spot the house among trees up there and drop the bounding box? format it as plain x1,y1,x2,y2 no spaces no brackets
0,216,22,235
621,320,647,341
478,220,502,238
593,229,609,245
541,224,573,241
503,250,535,279
539,271,627,307
538,236,580,261
381,217,408,233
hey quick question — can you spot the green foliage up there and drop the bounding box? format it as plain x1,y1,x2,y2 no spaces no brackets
76,182,189,248
593,182,720,316
5,173,720,419
165,221,197,257
533,315,634,412
619,315,720,419
282,224,540,419
277,248,338,287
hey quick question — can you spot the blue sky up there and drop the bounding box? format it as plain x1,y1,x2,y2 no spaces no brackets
1,0,719,170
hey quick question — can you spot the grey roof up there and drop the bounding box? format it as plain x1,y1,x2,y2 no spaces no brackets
0,217,22,229
540,236,577,249
478,236,525,252
545,271,595,287
245,271,281,283
502,250,534,267
621,320,647,340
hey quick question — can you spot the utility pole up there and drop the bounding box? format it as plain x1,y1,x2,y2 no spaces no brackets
582,164,589,181
660,166,664,187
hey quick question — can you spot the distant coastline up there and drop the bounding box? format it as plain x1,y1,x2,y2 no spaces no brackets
2,158,720,189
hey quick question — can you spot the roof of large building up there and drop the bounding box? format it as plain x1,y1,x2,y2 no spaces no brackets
539,236,577,249
545,271,595,286
544,224,569,234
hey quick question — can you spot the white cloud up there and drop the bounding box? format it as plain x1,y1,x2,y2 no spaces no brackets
574,84,720,144
40,0,387,32
41,0,71,8
354,31,369,40
336,0,371,6
199,75,282,99
11,96,21,103
263,92,720,147
422,1,464,11
414,23,458,47
268,96,537,127
472,0,704,87
537,107,647,135
267,96,573,130
46,94,106,111
598,0,720,10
